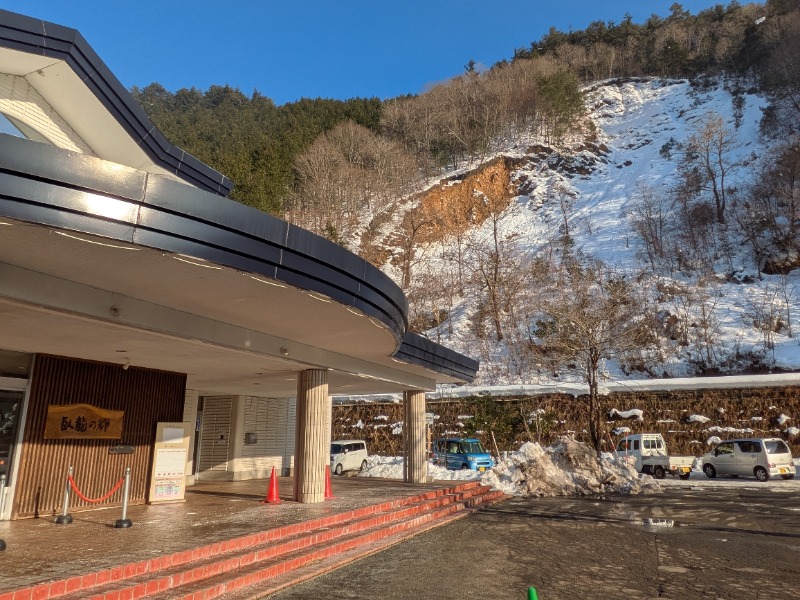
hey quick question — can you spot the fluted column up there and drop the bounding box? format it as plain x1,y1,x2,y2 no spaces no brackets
403,390,427,483
293,369,329,503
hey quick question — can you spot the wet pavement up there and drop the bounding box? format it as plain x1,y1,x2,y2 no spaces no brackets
0,475,451,592
269,483,800,600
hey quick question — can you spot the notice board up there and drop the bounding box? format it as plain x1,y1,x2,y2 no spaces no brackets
148,422,190,504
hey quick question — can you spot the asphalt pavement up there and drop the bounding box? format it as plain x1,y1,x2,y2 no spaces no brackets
267,481,800,600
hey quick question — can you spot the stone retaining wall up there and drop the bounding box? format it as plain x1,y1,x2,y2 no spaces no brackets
332,385,800,459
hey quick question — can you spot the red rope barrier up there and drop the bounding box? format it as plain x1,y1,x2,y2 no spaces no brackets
68,474,125,503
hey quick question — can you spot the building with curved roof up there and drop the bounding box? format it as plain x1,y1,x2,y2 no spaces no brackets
0,9,477,519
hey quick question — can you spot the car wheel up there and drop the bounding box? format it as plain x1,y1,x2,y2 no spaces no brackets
653,466,666,479
678,472,691,480
360,459,368,472
703,464,716,478
781,474,794,480
460,464,470,470
754,466,769,482
334,463,343,476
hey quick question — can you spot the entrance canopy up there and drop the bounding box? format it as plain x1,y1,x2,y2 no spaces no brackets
0,9,478,396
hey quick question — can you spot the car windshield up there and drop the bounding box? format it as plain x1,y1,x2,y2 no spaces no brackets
765,440,790,454
459,441,486,454
330,444,343,454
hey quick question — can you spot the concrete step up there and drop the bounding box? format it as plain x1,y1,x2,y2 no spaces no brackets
10,481,503,600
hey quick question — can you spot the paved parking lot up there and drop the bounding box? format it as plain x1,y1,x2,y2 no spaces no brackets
269,479,800,599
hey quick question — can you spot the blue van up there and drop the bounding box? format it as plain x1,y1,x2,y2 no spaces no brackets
432,437,494,471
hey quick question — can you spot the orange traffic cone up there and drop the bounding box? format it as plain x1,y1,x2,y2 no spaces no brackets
261,466,281,504
324,467,335,500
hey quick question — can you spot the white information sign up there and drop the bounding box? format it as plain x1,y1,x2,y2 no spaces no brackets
149,422,190,504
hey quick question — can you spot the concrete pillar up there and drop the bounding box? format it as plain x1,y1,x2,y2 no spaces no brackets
403,390,427,483
293,369,329,503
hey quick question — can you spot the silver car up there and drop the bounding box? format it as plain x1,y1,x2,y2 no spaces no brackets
702,438,796,481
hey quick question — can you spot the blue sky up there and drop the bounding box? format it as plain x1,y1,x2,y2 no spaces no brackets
7,1,732,105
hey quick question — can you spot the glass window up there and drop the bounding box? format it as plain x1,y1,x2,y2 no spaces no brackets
716,442,734,456
0,390,23,483
737,441,761,453
459,441,486,454
765,440,790,454
330,444,343,454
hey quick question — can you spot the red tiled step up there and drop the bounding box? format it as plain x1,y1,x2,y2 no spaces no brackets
161,486,507,600
47,498,461,600
155,501,469,600
200,486,511,600
9,481,495,600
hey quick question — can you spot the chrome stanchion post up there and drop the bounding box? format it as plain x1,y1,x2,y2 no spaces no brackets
0,473,6,551
54,466,73,524
113,467,132,529
0,473,7,518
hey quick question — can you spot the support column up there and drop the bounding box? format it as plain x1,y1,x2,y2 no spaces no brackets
293,369,329,503
403,390,427,483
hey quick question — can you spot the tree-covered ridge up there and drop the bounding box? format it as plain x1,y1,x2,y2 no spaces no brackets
131,83,383,214
513,0,794,81
133,1,797,223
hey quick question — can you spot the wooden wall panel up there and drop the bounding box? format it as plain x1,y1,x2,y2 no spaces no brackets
13,355,185,518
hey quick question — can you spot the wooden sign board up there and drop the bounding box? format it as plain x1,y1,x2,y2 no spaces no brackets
148,422,190,504
44,403,124,440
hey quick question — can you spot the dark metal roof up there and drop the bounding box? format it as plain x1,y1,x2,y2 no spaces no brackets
396,332,480,383
0,134,407,342
0,9,234,196
0,9,479,385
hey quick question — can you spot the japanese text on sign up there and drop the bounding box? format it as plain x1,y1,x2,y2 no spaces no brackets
44,404,124,440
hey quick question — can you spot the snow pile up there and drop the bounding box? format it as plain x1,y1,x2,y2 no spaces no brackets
609,408,643,421
786,427,799,437
480,437,661,497
359,454,478,481
687,414,711,424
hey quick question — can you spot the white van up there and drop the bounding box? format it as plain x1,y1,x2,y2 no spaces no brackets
330,439,368,475
702,438,796,481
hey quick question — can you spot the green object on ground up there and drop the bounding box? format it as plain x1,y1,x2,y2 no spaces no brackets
528,587,539,600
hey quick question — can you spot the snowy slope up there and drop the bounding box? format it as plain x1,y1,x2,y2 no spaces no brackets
408,77,800,386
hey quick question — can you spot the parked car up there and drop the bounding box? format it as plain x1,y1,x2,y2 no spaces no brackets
614,433,694,479
330,439,368,475
432,437,494,472
702,438,796,481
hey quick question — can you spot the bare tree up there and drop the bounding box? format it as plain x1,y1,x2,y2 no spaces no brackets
534,258,658,454
627,181,670,271
464,193,521,342
778,274,796,339
679,111,739,225
552,181,576,242
744,285,783,359
287,121,418,250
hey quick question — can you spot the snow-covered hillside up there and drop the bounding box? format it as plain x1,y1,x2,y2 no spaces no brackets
401,77,800,386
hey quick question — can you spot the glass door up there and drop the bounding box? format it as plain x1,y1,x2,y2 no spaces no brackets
0,390,23,483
